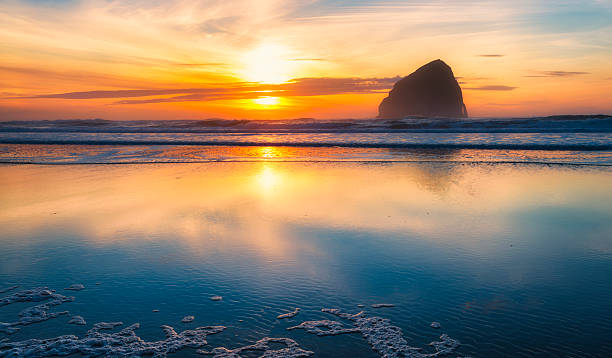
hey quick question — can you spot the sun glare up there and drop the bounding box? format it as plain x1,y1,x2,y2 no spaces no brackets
255,165,281,192
258,146,281,158
253,96,280,106
242,43,295,84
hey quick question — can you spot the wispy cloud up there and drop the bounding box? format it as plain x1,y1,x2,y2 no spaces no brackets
477,54,505,57
24,88,227,100
524,71,590,78
464,85,517,91
19,76,400,104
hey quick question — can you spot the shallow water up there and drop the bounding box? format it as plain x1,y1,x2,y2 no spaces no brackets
1,160,612,357
1,144,611,166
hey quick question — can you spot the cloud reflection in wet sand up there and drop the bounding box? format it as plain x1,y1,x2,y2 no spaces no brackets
1,162,610,259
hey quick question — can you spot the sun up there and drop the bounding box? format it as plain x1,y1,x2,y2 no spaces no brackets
253,96,280,106
242,43,295,84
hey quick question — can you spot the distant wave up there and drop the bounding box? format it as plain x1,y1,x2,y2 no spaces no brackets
1,115,611,133
1,139,611,151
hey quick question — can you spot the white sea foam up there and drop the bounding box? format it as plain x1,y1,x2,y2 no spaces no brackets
0,322,226,357
1,287,461,357
181,316,195,323
0,287,73,334
277,308,300,319
198,337,313,357
0,286,316,358
371,303,395,308
288,308,459,358
67,316,86,326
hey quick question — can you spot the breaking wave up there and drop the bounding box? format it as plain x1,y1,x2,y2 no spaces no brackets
1,115,611,134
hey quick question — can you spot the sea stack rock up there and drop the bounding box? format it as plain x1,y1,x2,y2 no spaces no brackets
378,59,468,118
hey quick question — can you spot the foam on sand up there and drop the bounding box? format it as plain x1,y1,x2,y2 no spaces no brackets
67,316,86,326
277,308,300,319
1,287,462,357
0,321,226,357
198,337,313,357
64,284,85,291
288,308,459,358
371,303,395,308
0,287,73,334
1,286,318,357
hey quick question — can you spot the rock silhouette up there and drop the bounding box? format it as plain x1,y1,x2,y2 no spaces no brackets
378,59,468,118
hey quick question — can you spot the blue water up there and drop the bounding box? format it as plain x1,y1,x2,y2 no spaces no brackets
1,117,612,357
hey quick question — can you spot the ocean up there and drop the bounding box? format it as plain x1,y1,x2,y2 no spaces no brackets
1,116,611,165
1,116,612,357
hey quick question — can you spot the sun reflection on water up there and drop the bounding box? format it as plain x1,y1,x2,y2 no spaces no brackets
255,165,281,192
258,146,281,158
2,163,611,258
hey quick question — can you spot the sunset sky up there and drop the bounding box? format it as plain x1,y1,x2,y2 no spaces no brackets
1,0,611,120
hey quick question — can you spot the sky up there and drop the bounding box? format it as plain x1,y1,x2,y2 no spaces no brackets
1,0,611,120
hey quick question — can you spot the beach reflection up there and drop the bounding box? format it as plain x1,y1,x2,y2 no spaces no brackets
257,146,282,158
255,165,282,193
1,162,611,259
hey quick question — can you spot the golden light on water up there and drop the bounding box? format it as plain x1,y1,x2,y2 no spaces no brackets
253,148,285,192
258,146,281,158
255,165,281,192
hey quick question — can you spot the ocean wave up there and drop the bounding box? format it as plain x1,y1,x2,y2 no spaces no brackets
1,115,611,133
2,116,611,164
1,138,611,150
